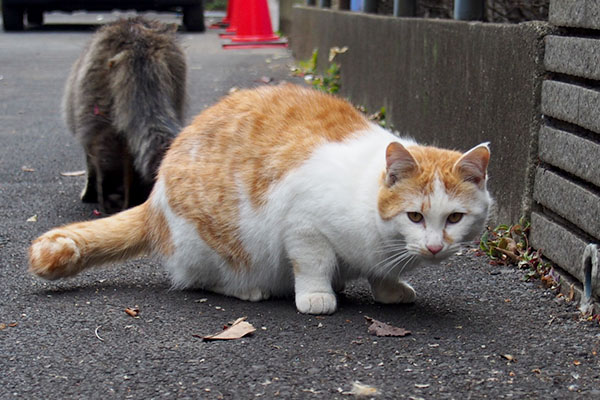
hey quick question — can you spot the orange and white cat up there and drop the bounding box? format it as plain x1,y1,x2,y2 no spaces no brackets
29,84,491,315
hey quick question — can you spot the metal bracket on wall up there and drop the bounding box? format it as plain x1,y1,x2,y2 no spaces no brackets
583,243,599,301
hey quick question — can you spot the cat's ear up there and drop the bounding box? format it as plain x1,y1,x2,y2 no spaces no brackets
454,143,490,188
385,142,418,187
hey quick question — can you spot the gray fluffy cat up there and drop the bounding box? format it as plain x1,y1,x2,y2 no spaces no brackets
63,17,187,213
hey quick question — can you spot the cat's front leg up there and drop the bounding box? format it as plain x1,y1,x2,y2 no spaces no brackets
286,233,337,315
369,278,417,304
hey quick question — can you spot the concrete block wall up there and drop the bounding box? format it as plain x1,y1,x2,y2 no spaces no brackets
530,0,600,301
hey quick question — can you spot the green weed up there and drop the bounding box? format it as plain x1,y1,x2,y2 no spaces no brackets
479,218,556,285
368,107,387,128
293,49,341,94
354,105,393,130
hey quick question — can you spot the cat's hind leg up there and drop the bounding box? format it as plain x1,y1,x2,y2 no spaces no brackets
369,278,417,304
128,167,153,207
286,232,337,315
121,151,153,209
80,154,98,203
95,134,127,214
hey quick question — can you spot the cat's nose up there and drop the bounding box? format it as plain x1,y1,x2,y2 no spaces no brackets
427,244,443,255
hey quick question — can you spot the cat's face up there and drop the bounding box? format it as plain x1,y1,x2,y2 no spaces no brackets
378,142,491,262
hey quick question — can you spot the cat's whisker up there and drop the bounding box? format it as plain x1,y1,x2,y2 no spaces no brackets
377,242,408,250
382,238,408,243
396,255,416,276
369,252,407,277
372,250,408,271
447,241,475,253
379,239,408,247
375,245,405,254
375,240,408,255
374,250,414,278
378,253,416,282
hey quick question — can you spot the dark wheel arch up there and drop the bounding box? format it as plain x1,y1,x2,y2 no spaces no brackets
183,4,205,32
27,8,44,26
2,3,25,31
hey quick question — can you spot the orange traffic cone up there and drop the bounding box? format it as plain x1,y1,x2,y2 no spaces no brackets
225,0,241,33
210,0,234,29
229,0,280,42
222,0,234,24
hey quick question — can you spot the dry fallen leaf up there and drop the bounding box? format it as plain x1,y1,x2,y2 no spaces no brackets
124,307,140,318
0,322,17,330
501,354,516,362
349,381,379,397
200,317,256,341
60,170,86,177
26,215,38,222
568,284,575,302
328,46,349,62
365,316,411,337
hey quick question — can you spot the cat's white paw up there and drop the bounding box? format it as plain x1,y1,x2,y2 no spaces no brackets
295,292,337,314
370,279,416,304
210,286,270,302
237,288,270,302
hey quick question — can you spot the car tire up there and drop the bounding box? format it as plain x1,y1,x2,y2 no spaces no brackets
2,4,25,31
183,4,205,32
27,9,44,26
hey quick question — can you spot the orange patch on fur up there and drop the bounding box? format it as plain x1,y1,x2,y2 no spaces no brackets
443,229,454,244
146,206,174,256
292,260,300,275
161,85,370,270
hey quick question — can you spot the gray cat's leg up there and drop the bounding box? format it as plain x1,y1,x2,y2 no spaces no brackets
122,151,133,209
92,132,126,214
80,154,98,203
369,278,417,304
128,167,153,207
286,232,337,314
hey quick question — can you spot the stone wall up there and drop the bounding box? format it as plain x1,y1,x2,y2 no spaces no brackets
530,0,600,302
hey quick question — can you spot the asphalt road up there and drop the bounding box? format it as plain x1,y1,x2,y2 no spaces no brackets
1,11,599,400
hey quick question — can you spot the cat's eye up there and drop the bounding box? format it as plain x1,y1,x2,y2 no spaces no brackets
407,212,423,223
447,212,464,224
